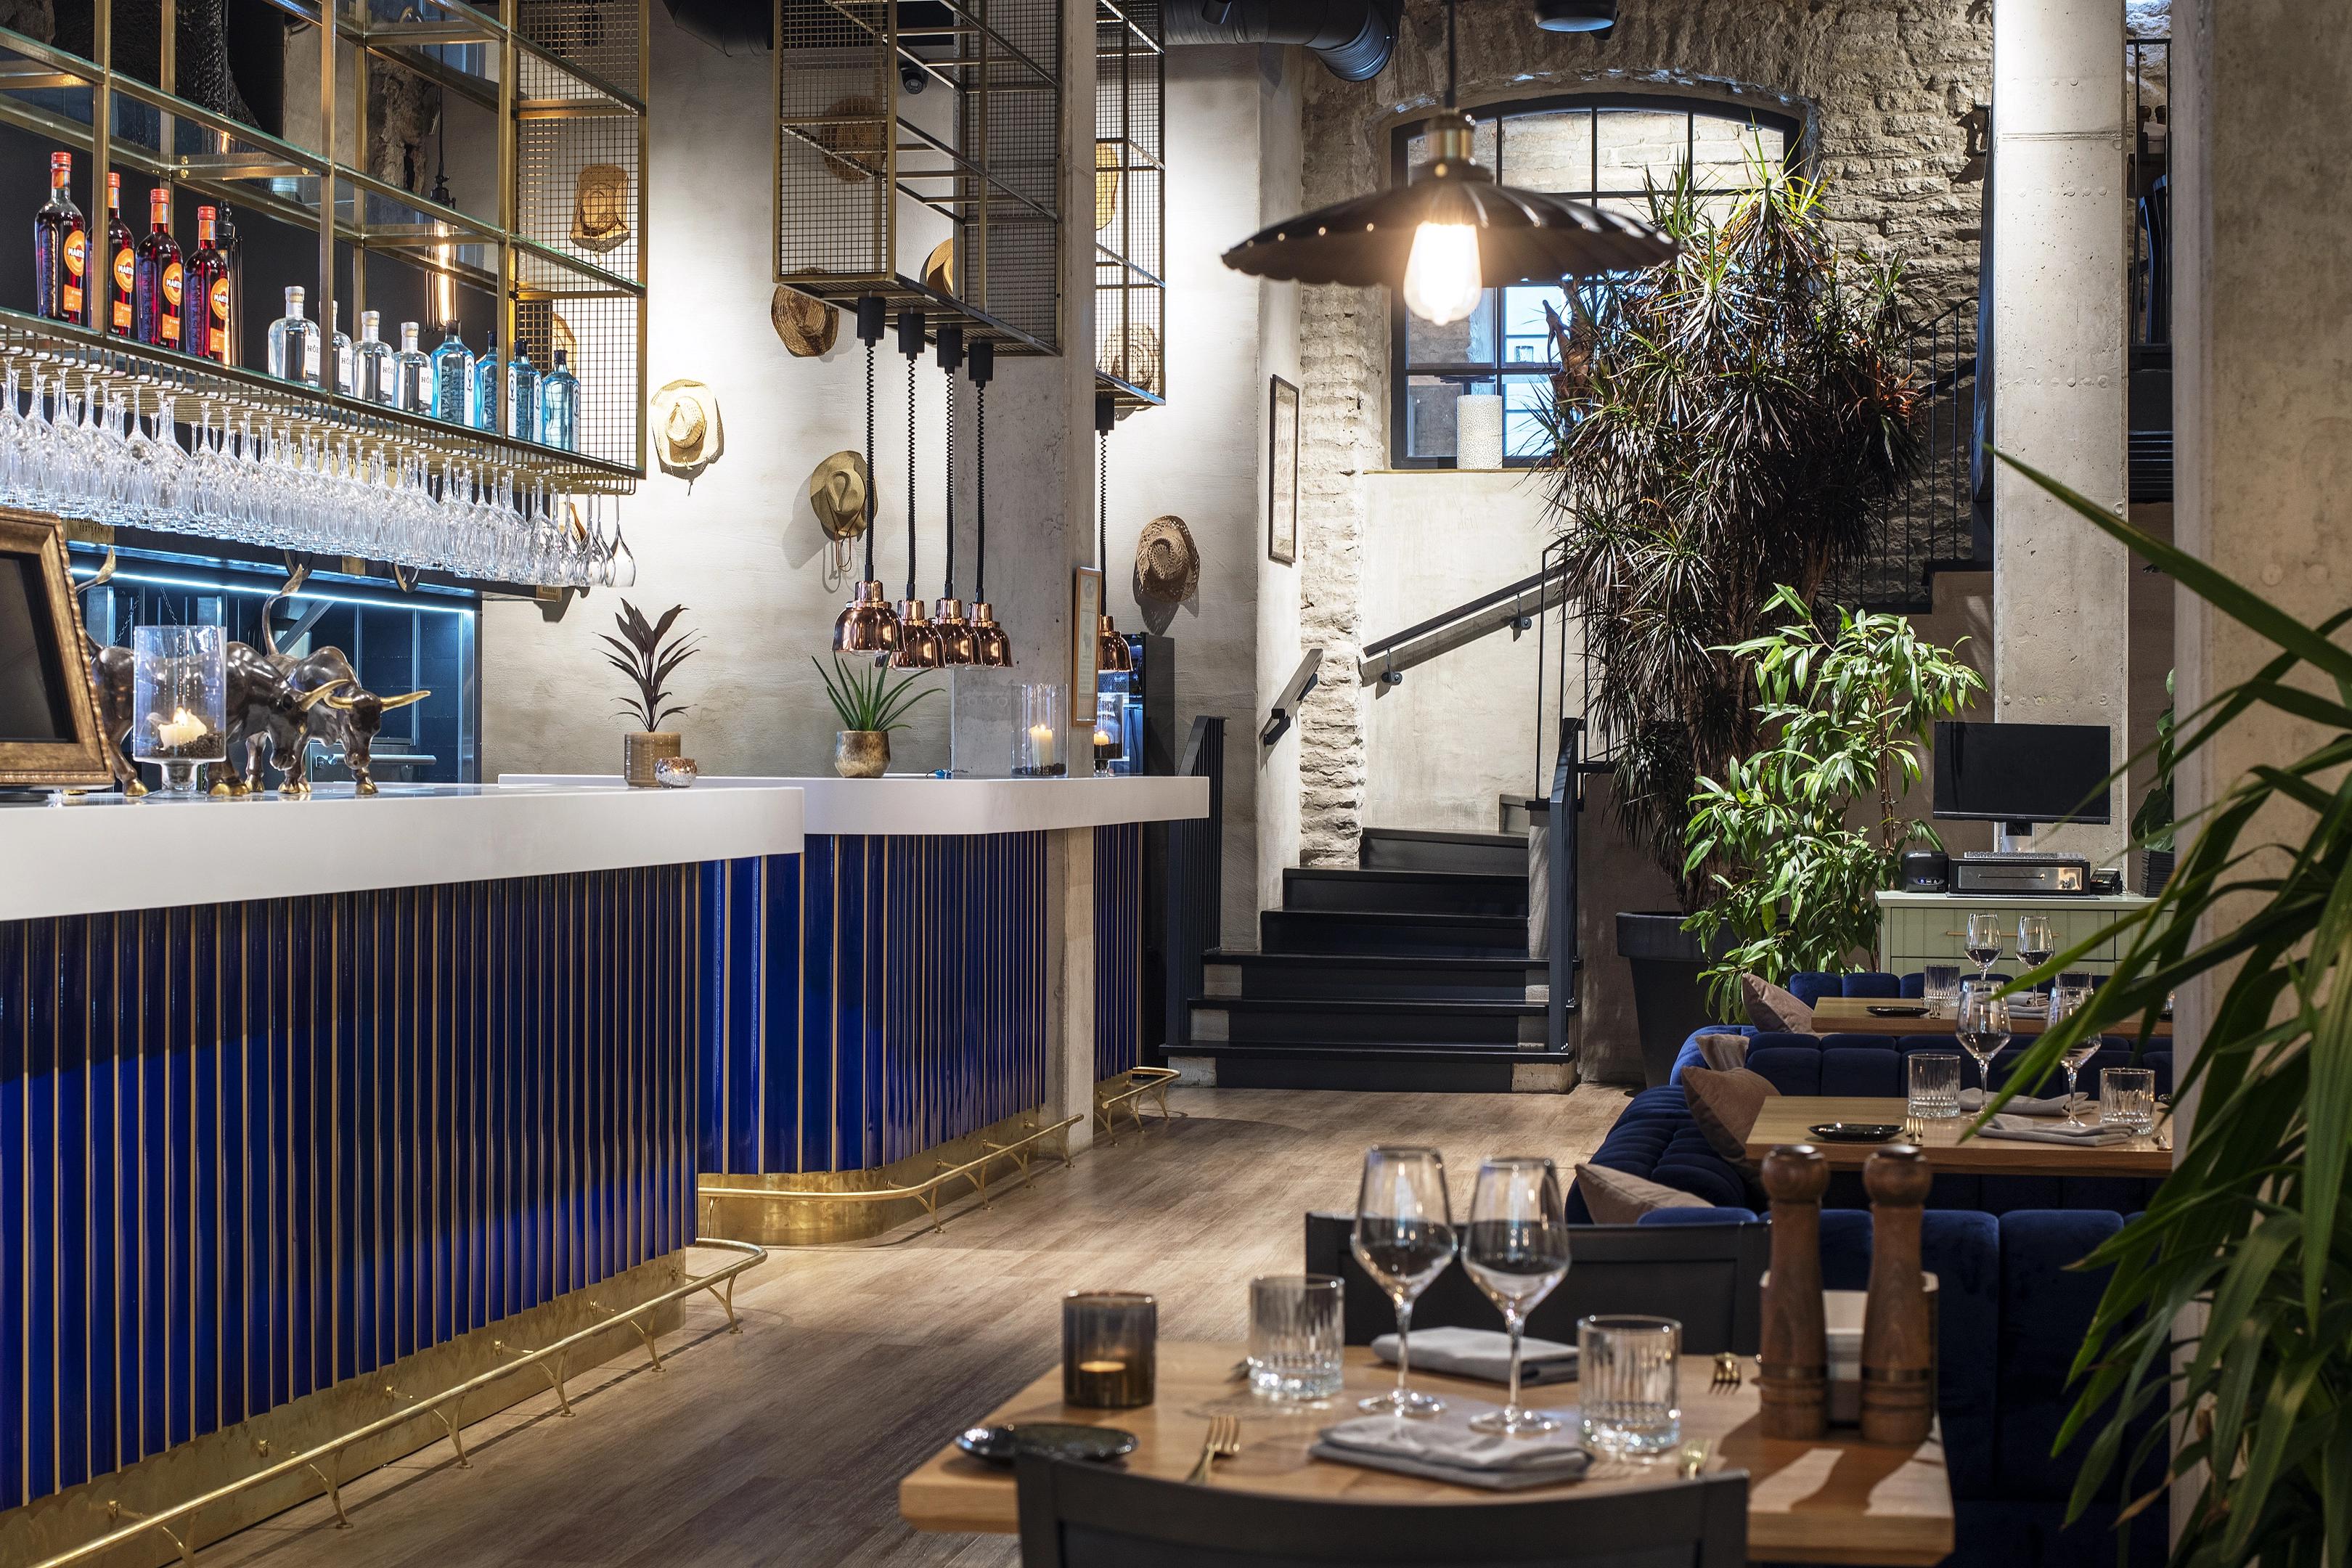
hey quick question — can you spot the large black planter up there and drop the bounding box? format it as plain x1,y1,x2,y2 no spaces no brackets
1614,911,1723,1088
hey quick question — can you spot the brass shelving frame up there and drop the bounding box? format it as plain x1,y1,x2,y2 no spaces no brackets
1092,0,1160,417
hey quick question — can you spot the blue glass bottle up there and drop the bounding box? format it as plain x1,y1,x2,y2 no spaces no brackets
505,343,540,442
428,325,475,425
471,333,500,433
539,348,579,451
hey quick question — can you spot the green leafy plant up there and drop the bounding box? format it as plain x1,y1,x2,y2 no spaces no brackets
813,657,936,733
1681,586,1982,1016
602,600,699,732
2131,669,2178,853
1983,451,2352,1568
1543,160,1924,906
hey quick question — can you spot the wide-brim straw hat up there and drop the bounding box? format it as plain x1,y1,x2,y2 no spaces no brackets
571,163,632,253
772,280,838,356
1135,513,1199,604
651,379,724,475
809,450,870,539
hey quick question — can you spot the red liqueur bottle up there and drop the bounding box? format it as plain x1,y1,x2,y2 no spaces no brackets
105,172,135,338
189,205,232,363
134,184,183,350
33,151,87,324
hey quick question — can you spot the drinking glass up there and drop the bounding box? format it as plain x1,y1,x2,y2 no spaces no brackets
1462,1157,1572,1435
1577,1315,1681,1457
1247,1275,1344,1401
1956,979,2010,1095
1964,912,2004,979
2099,1068,2158,1133
2017,913,2057,987
1922,963,1962,1016
1351,1146,1458,1417
1907,1051,1964,1119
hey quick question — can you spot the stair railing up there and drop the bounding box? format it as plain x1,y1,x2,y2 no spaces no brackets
1162,715,1225,1054
1546,716,1583,1048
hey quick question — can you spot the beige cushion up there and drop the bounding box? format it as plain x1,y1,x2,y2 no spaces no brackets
1695,1032,1749,1071
1683,1066,1783,1171
1575,1162,1710,1225
1741,973,1814,1033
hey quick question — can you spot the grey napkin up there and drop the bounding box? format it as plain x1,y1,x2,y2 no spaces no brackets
1959,1088,2086,1117
1980,1114,2136,1146
1314,1402,1591,1492
1370,1327,1578,1387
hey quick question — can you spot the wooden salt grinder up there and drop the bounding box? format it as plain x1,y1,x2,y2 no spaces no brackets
1861,1144,1935,1446
1760,1143,1829,1440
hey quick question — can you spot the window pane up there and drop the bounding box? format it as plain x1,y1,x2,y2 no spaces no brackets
1402,375,1498,461
1690,117,1783,190
1595,107,1689,193
1405,290,1498,367
1498,107,1592,195
1501,285,1567,367
1504,375,1554,461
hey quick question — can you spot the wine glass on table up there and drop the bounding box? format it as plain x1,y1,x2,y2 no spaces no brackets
2017,914,2057,1003
2049,978,2099,1125
1964,912,2004,981
1463,1157,1572,1435
1956,979,2011,1098
1352,1146,1458,1418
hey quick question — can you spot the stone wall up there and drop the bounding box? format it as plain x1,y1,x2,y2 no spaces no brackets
1294,0,1993,862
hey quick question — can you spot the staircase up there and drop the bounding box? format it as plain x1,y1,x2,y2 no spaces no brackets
1180,827,1562,1093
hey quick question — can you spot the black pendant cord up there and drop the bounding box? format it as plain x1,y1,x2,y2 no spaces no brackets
1445,0,1457,108
862,335,876,582
974,382,987,601
905,355,918,603
942,371,956,598
1098,425,1109,573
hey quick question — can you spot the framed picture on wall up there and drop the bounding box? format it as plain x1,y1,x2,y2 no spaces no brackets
0,510,115,791
1267,375,1299,565
1070,565,1103,759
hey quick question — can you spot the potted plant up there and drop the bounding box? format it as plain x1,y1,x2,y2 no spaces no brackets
601,600,699,787
1680,587,1981,1024
1542,163,1923,1073
813,656,935,778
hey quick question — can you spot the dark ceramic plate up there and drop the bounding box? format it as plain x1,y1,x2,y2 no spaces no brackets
1809,1122,1904,1143
955,1423,1138,1469
1866,1005,1929,1018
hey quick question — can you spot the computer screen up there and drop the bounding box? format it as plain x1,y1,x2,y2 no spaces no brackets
1932,720,2112,826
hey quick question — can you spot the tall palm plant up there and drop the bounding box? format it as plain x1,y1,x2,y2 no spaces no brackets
1985,452,2352,1568
1543,163,1924,903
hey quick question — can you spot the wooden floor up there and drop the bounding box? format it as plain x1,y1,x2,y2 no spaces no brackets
209,1084,1633,1568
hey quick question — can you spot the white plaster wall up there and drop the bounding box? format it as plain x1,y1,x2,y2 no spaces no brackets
1254,48,1306,933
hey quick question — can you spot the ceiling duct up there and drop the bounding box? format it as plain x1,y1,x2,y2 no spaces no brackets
1165,0,1399,81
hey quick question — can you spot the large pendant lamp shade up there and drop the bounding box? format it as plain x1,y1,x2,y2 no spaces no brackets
833,295,902,654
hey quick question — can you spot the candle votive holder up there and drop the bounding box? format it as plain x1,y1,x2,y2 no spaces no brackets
1014,683,1067,777
130,624,227,794
1063,1290,1155,1408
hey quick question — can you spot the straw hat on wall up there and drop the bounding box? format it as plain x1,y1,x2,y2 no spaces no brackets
651,379,724,483
1135,514,1199,604
772,282,838,356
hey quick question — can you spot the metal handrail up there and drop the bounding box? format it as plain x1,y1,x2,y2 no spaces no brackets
698,1113,1085,1233
1095,1066,1179,1141
1360,560,1567,663
31,1238,769,1568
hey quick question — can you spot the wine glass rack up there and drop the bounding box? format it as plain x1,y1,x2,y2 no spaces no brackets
0,0,648,525
1093,0,1159,417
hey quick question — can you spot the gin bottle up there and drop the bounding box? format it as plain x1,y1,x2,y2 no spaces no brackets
539,348,579,451
505,343,539,442
354,310,396,405
266,286,320,385
330,301,354,396
428,325,475,425
393,322,431,413
472,334,501,433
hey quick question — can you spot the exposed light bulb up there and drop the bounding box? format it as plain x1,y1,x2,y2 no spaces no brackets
1402,220,1483,324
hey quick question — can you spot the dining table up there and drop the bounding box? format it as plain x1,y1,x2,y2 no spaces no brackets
899,1341,1955,1566
1808,995,2173,1039
1744,1094,2175,1177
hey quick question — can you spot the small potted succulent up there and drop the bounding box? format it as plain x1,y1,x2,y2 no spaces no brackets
603,600,700,787
814,656,934,777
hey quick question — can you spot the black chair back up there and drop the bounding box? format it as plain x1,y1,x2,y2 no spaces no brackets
1304,1212,1766,1356
1015,1455,1747,1567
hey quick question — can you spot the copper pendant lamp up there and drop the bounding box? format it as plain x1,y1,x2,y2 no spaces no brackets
891,309,946,671
1093,393,1134,674
1219,0,1673,324
929,326,976,666
967,340,1013,667
833,294,901,654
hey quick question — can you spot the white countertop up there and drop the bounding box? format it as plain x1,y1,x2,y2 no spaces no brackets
497,772,1209,837
0,783,805,922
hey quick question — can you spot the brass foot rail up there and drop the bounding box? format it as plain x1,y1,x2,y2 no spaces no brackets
33,1238,768,1568
698,1111,1085,1236
1094,1066,1180,1144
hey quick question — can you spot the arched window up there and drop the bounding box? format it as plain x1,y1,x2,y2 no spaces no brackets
1390,94,1802,467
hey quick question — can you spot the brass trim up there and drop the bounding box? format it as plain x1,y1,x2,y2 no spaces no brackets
1093,1066,1177,1144
701,1113,1082,1238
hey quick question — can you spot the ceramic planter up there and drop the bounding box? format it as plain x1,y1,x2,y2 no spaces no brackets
834,730,889,778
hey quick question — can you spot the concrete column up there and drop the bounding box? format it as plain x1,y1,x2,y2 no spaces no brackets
1990,0,2131,864
1047,826,1099,1152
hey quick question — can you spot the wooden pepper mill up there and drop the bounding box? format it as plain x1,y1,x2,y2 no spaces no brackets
1759,1143,1829,1440
1861,1144,1936,1446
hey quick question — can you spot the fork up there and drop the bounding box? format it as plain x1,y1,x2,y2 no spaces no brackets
1187,1415,1242,1484
1710,1352,1743,1393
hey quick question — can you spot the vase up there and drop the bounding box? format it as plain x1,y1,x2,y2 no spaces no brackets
624,730,680,788
834,730,889,778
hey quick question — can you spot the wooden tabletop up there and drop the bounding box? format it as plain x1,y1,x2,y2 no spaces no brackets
1808,995,2173,1038
899,1341,1953,1567
1745,1095,2175,1177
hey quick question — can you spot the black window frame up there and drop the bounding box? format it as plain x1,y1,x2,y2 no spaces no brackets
1387,91,1806,470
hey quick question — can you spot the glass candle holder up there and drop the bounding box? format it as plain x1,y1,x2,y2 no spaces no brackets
130,624,227,794
1093,690,1126,775
1063,1290,1155,1408
1014,683,1067,777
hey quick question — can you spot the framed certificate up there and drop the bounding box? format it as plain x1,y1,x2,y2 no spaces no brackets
1268,375,1299,565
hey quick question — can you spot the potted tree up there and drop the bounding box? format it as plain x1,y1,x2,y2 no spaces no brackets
813,657,936,777
1543,165,1924,1076
602,600,699,787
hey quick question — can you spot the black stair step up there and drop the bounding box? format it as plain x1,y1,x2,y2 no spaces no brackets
1283,865,1528,918
1167,1042,1564,1094
1202,951,1541,1003
1259,908,1530,958
1360,826,1529,876
1188,996,1545,1048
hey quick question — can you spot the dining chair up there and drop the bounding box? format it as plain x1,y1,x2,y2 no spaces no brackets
1014,1456,1747,1567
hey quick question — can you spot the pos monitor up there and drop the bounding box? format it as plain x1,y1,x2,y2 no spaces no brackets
1932,720,2112,837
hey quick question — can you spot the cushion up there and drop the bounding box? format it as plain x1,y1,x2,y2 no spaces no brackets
1695,1032,1749,1071
1682,1066,1781,1169
1573,1162,1710,1225
1741,973,1813,1032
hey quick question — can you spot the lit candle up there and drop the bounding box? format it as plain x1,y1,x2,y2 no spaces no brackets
151,707,211,750
1029,722,1056,772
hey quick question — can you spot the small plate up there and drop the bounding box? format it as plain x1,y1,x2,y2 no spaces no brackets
955,1422,1139,1469
1866,1005,1930,1018
1808,1122,1904,1143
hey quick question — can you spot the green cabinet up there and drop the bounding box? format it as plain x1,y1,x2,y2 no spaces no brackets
1875,892,2152,977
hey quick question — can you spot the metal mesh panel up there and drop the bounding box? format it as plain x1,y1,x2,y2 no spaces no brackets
516,250,642,470
1093,0,1160,407
516,54,643,281
777,0,894,279
517,0,645,97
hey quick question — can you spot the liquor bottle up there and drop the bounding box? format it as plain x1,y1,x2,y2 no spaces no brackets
266,286,321,385
213,203,242,366
393,322,431,413
429,324,475,425
505,343,540,442
133,185,184,350
354,310,396,405
471,333,501,433
33,151,88,325
187,205,232,363
330,301,355,396
104,172,135,338
539,348,579,451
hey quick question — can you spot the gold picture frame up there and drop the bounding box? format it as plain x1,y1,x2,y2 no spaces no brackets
1268,375,1299,565
0,509,113,789
1071,567,1103,748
